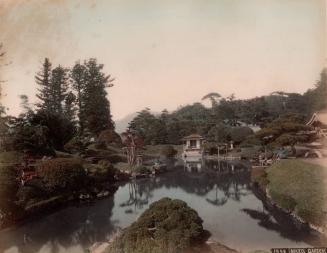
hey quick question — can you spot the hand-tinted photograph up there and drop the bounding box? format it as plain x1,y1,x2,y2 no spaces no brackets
0,1,326,253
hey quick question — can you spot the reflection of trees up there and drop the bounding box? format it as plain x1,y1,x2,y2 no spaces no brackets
241,208,325,246
177,160,251,201
0,197,117,253
118,161,252,211
0,162,254,253
245,188,327,247
206,184,227,206
202,160,251,204
119,181,153,213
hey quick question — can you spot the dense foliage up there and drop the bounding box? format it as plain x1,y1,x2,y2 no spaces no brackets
0,164,20,222
97,129,123,147
36,58,115,136
37,158,87,193
0,57,116,155
128,69,326,146
108,198,209,253
254,113,313,147
12,110,75,154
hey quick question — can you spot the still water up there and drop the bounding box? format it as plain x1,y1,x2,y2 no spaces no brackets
0,159,320,253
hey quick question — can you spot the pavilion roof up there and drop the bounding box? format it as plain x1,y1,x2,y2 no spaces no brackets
182,134,204,140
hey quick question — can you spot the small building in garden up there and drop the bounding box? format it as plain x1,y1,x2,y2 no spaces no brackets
306,110,327,138
300,110,327,158
182,134,205,157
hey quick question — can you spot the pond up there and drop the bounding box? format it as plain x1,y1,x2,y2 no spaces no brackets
0,159,322,253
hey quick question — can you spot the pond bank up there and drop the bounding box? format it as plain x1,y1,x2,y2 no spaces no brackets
251,159,327,241
0,156,173,231
0,182,119,231
0,159,319,253
88,240,239,253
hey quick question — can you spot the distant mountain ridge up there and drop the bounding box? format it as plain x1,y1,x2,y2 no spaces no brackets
114,111,160,133
114,112,137,133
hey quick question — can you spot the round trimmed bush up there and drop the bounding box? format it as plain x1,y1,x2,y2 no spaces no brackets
37,158,86,192
97,129,122,147
108,198,210,253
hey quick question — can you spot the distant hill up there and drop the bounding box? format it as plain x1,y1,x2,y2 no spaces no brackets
114,111,161,133
114,112,137,134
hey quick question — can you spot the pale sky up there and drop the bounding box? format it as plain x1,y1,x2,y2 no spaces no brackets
0,0,326,121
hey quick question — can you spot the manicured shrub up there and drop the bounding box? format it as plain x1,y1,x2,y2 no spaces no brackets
108,198,210,253
37,158,86,192
97,129,122,147
84,161,117,182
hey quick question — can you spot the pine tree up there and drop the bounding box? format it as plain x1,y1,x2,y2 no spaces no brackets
35,58,52,112
71,62,87,133
64,91,77,124
82,58,114,135
51,65,68,114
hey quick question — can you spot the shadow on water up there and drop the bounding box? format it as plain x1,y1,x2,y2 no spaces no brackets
0,198,118,253
245,186,327,247
0,158,325,252
117,158,326,247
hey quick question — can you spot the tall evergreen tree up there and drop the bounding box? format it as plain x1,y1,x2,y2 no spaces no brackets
71,62,87,133
51,65,68,114
64,91,77,124
35,58,52,112
82,58,114,135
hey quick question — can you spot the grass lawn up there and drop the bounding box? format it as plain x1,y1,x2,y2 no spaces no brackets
142,144,183,158
266,159,326,226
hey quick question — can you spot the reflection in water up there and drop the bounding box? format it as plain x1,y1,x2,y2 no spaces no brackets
119,182,152,214
0,198,118,253
0,159,323,253
206,184,228,207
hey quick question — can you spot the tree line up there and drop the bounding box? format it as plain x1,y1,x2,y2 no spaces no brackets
0,56,115,154
34,57,114,134
128,69,327,147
